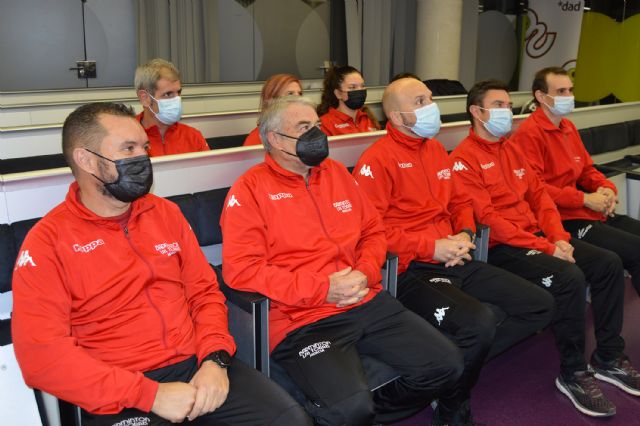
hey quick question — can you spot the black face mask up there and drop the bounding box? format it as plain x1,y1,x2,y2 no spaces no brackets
344,89,367,110
277,126,329,167
85,149,153,203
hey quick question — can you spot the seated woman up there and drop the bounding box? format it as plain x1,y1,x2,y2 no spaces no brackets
243,74,303,146
318,65,380,136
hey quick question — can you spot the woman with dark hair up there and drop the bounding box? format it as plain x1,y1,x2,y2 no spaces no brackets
243,73,303,146
318,65,380,136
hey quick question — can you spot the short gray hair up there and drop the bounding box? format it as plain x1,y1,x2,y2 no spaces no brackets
134,58,181,94
259,96,317,152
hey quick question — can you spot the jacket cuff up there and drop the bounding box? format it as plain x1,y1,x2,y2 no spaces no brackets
134,376,160,413
417,237,436,261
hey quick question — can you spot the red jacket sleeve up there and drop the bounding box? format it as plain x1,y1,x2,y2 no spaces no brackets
449,155,558,254
521,159,571,244
195,130,210,152
351,178,387,286
354,156,437,265
575,141,617,194
220,179,331,306
177,211,236,362
449,176,477,234
11,226,158,414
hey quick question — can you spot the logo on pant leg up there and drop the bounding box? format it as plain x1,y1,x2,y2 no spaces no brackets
542,275,554,287
299,341,331,359
526,249,542,256
577,224,593,239
112,417,150,426
434,307,450,325
429,277,452,284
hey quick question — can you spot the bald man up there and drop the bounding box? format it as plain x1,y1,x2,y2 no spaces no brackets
354,78,554,425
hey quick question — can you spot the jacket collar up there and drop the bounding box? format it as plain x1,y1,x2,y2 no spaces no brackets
328,107,367,123
137,112,178,134
467,127,508,152
264,153,329,181
386,122,426,150
65,181,154,227
531,107,570,133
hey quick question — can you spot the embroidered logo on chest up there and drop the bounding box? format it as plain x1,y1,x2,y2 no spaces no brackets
73,239,105,253
333,199,353,213
437,168,451,180
269,192,293,201
513,168,526,179
155,242,181,257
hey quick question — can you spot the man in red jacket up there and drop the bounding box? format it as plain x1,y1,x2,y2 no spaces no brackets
450,80,640,418
221,96,466,425
353,77,554,425
135,59,210,157
512,66,640,296
11,102,311,426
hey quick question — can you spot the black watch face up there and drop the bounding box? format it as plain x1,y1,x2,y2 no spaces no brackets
215,350,232,366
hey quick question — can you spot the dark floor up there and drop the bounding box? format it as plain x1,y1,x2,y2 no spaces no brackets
393,279,640,426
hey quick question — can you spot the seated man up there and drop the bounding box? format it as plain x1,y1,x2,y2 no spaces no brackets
135,58,209,156
512,66,640,296
12,102,311,426
353,77,554,424
450,79,640,418
221,96,465,425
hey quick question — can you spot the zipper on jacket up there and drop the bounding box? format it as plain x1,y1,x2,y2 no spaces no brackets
418,143,447,213
305,172,342,271
122,225,171,352
496,144,534,229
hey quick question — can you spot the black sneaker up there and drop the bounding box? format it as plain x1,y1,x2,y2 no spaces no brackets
555,370,616,417
592,354,640,396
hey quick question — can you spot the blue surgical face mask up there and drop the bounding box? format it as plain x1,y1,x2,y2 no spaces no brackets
147,92,182,125
544,94,574,116
400,102,441,139
478,107,513,138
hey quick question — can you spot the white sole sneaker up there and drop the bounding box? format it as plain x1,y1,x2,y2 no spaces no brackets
593,371,640,396
555,377,616,417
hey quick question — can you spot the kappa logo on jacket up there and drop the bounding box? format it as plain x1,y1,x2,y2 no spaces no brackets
14,250,36,270
334,123,351,129
437,168,451,180
452,161,468,172
155,242,181,256
227,194,241,208
359,164,374,179
574,156,582,163
269,192,294,201
333,199,353,213
73,239,105,253
397,162,413,169
513,168,526,179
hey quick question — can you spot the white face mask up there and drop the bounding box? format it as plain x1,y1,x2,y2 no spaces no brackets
399,102,441,139
146,92,182,125
544,94,574,116
477,107,513,138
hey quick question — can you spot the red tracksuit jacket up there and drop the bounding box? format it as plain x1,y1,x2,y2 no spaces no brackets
320,107,379,136
220,155,386,351
137,113,210,157
12,182,235,414
243,127,262,146
353,123,476,273
512,108,616,221
449,129,570,254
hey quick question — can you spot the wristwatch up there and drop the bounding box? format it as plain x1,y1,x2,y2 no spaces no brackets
202,350,232,369
460,228,476,243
